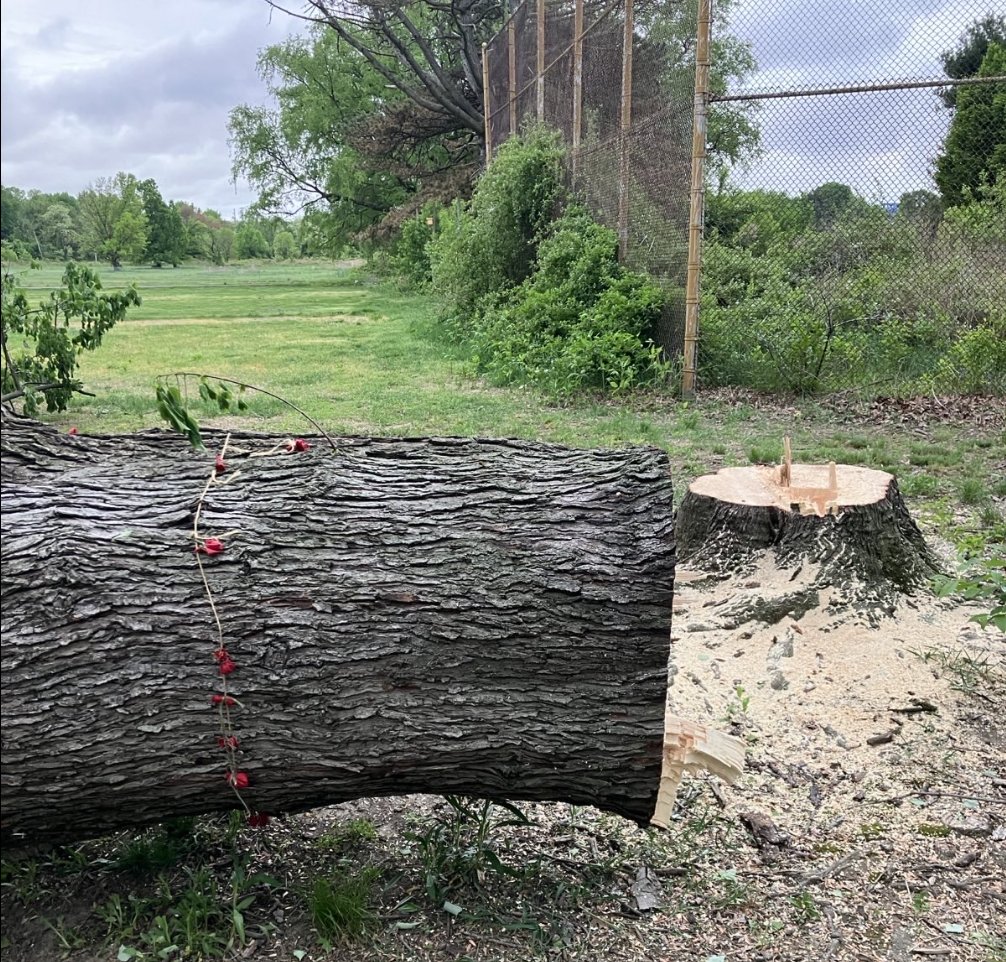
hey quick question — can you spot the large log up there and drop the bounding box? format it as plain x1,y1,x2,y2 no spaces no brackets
0,414,740,845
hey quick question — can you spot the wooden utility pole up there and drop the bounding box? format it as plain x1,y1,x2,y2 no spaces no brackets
508,17,518,134
536,0,546,120
572,0,584,177
482,43,492,161
682,0,711,398
617,0,634,259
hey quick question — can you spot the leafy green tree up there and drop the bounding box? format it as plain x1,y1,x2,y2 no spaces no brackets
1,262,141,412
77,173,149,267
1,186,25,242
38,203,81,259
940,15,1006,108
211,227,236,264
229,27,415,249
936,42,1006,207
235,222,270,259
139,179,186,266
272,228,298,259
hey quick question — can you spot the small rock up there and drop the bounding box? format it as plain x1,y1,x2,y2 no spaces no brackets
949,815,992,838
770,672,789,690
803,682,816,693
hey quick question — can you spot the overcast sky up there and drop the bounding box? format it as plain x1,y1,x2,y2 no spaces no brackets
0,0,304,214
0,0,986,210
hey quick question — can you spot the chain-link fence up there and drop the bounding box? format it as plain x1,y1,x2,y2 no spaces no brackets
484,0,697,358
484,0,1005,394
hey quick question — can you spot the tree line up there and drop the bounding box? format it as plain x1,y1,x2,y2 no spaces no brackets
0,176,317,268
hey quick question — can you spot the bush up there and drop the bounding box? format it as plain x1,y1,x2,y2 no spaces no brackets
430,127,566,334
470,207,667,395
699,182,1006,396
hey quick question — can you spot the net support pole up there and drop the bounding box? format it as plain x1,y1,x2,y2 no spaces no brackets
536,0,546,121
682,0,711,399
572,0,584,178
508,18,518,135
482,42,492,163
617,0,634,260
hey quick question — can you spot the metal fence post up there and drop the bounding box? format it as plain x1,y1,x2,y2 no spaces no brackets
617,0,634,260
681,0,710,399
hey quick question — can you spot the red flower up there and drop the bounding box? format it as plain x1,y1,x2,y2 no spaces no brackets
226,771,250,789
247,812,271,828
196,537,225,556
68,427,78,436
213,648,229,662
214,454,227,474
211,694,236,707
217,735,239,750
219,658,237,676
286,438,311,453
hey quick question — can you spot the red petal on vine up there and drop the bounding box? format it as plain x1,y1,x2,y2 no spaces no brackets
215,454,227,474
68,427,78,436
219,658,237,676
211,694,236,707
247,812,271,828
226,771,250,789
218,735,239,749
196,538,226,555
286,438,311,453
213,648,229,662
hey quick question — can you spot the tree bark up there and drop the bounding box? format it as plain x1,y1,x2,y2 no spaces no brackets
1,415,729,845
676,463,940,620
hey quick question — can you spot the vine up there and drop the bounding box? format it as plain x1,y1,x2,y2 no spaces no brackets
157,374,337,822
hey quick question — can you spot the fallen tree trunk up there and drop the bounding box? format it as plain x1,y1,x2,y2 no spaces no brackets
1,415,739,845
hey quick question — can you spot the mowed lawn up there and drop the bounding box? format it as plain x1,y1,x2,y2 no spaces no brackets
16,259,1005,549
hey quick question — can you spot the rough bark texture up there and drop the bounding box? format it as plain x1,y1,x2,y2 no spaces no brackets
676,464,939,621
1,415,678,845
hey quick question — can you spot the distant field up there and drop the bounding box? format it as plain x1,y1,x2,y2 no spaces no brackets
10,259,1003,550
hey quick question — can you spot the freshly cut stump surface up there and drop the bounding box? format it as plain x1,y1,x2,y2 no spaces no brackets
676,463,939,621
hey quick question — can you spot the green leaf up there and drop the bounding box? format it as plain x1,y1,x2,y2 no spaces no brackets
442,900,462,916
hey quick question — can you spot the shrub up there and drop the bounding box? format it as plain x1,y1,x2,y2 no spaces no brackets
470,207,667,395
429,127,566,335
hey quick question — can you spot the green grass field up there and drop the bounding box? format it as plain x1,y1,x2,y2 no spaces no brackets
12,259,1005,551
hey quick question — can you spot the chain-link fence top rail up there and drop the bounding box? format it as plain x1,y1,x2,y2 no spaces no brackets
484,0,1005,364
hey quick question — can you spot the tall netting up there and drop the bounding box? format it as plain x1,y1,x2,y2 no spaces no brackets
484,0,1006,378
485,0,696,356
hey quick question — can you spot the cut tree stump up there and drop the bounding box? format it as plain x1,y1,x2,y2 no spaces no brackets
676,460,939,619
0,413,741,845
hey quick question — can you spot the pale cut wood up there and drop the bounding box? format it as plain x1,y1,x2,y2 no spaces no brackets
650,714,745,828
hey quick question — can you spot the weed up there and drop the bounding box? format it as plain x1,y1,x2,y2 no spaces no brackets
899,472,939,497
306,868,378,943
723,685,752,725
116,818,197,874
911,891,931,914
859,822,886,840
791,890,821,923
958,477,989,505
315,818,378,852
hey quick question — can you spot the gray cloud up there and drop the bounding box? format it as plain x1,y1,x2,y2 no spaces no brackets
1,0,302,212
